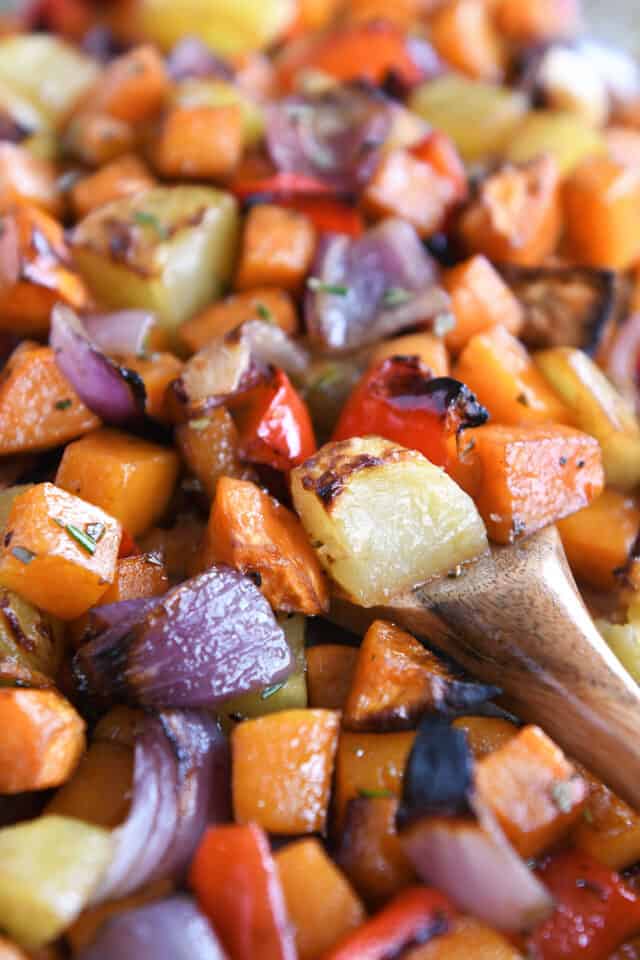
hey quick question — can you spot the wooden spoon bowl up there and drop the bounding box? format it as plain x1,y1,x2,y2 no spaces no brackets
331,525,640,807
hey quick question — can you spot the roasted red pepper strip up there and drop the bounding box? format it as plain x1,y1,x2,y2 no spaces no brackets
528,851,640,960
332,357,488,467
231,171,339,203
276,196,364,238
232,369,316,471
320,886,456,960
118,529,141,558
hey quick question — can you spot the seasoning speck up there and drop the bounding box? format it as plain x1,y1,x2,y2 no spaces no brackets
307,277,349,296
11,546,35,564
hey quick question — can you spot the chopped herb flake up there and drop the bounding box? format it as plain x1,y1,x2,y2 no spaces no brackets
382,286,412,308
54,518,98,555
312,364,344,392
551,780,574,814
85,522,105,543
255,302,273,323
55,398,72,411
133,210,169,239
145,551,164,566
189,418,211,431
582,806,594,824
11,546,35,564
307,277,349,296
433,312,456,337
260,681,286,700
358,788,394,799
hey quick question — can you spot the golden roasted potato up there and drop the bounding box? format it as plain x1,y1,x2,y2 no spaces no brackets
536,347,640,491
505,110,605,177
173,80,264,147
0,588,65,686
71,186,239,334
291,437,488,607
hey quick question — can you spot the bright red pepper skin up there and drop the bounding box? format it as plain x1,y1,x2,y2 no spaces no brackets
234,369,316,472
332,357,487,466
118,529,140,558
231,172,339,203
320,886,456,960
528,851,640,960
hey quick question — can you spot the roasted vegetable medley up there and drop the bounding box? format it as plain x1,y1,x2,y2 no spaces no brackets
4,0,640,956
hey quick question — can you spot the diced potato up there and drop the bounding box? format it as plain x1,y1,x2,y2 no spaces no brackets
536,347,640,491
0,588,65,684
131,0,296,55
71,186,239,334
220,614,307,722
0,816,112,949
409,75,527,163
173,79,264,146
0,36,98,130
0,77,47,138
596,620,640,683
291,437,488,607
506,111,605,177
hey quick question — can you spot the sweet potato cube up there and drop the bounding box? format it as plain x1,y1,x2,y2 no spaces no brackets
55,428,179,538
335,730,416,829
276,839,365,960
153,104,244,180
444,255,523,354
0,689,85,793
403,916,523,960
123,352,183,422
558,490,640,591
370,332,450,377
307,644,359,710
0,142,61,217
0,482,122,619
452,422,604,544
344,620,455,731
180,288,298,352
452,716,518,759
232,709,340,834
206,477,328,614
46,740,133,828
176,408,250,500
475,725,587,858
99,553,169,605
337,795,416,908
453,325,572,426
571,765,640,871
235,204,316,292
363,149,457,237
86,44,169,124
429,0,505,82
70,153,156,220
190,823,295,960
0,346,99,455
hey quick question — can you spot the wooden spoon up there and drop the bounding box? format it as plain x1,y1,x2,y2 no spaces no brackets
330,524,640,808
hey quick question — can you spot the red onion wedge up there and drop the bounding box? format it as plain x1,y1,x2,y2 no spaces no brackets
266,85,392,193
90,710,229,904
50,304,146,423
83,310,156,358
305,218,450,352
400,799,553,933
73,565,293,708
79,895,228,959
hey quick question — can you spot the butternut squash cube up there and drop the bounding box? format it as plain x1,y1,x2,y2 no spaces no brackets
0,483,122,619
234,204,316,293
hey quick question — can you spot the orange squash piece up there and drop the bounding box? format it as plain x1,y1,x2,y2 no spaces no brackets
451,716,518,760
122,352,183,422
404,916,522,960
232,709,340,834
428,0,505,82
495,0,580,43
235,204,316,293
152,104,244,180
363,149,458,238
181,288,298,353
337,795,416,908
70,153,156,220
276,839,365,960
205,476,328,615
343,620,456,731
475,725,587,858
190,823,295,960
0,345,100,455
46,740,133,828
0,202,89,336
444,255,523,354
99,553,169,604
453,325,573,426
557,489,640,591
335,730,416,830
55,427,179,538
307,644,361,710
370,332,450,377
0,143,61,217
0,688,85,793
563,156,640,270
139,512,205,583
84,44,169,124
176,408,252,500
64,112,135,167
0,482,122,619
571,765,640,871
459,155,561,267
452,422,604,544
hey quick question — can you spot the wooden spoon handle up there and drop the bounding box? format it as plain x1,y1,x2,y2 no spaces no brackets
331,526,640,807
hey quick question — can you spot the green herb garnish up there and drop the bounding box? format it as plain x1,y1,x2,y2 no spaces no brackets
54,519,98,555
382,286,412,308
55,398,72,411
260,682,286,700
85,522,105,543
358,788,393,799
133,210,169,240
307,277,349,296
551,780,574,814
255,302,274,323
145,551,164,567
582,806,594,824
189,417,211,431
11,546,35,564
312,364,344,392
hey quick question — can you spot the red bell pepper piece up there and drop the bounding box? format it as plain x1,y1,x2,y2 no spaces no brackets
277,196,364,238
233,369,316,471
332,357,488,467
118,529,141,558
231,171,339,203
528,851,640,960
25,0,92,37
410,132,468,207
321,886,456,960
190,822,296,960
